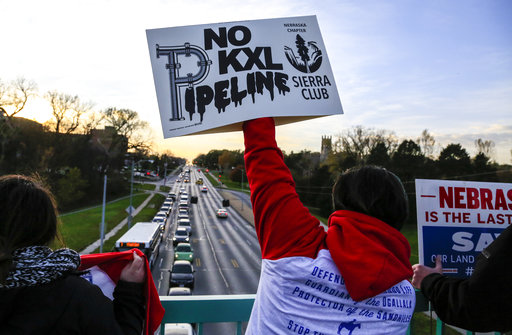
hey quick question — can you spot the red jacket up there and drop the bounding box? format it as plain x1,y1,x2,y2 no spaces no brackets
244,118,414,334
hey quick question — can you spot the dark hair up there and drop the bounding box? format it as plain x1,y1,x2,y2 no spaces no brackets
332,165,408,230
0,175,60,283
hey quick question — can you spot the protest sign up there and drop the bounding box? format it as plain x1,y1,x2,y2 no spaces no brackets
415,179,511,278
146,15,343,138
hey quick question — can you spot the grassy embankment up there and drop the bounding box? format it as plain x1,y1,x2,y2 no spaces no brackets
205,171,250,194
54,182,161,252
92,193,165,253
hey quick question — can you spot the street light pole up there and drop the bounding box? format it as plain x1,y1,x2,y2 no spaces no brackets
100,173,107,253
128,158,134,229
241,168,244,210
163,162,168,186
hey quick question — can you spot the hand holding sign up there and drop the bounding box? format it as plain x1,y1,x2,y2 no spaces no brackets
411,255,443,289
120,251,146,283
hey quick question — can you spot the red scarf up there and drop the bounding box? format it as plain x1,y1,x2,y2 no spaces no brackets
80,249,164,334
326,210,413,301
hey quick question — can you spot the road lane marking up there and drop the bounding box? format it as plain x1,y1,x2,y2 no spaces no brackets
246,239,252,246
195,258,201,267
219,238,226,244
197,202,230,289
231,259,239,268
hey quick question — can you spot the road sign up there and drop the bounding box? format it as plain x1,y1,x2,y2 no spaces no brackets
126,206,135,215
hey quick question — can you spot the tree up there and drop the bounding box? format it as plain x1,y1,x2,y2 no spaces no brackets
438,143,471,178
330,126,397,170
367,142,391,168
474,138,495,159
218,150,234,172
45,91,93,134
392,140,424,182
0,77,37,118
472,152,497,182
102,107,151,152
417,129,436,158
56,167,88,208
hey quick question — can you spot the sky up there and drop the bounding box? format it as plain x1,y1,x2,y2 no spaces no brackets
1,0,511,164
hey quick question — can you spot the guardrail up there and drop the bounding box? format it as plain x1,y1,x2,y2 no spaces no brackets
158,291,503,335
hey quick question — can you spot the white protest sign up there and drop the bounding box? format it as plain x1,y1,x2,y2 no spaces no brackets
415,179,511,278
146,15,343,138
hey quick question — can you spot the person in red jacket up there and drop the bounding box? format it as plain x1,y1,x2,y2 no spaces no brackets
243,118,415,334
0,174,146,334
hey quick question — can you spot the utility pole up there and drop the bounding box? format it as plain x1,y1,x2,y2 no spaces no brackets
128,158,134,229
100,173,107,253
163,162,168,186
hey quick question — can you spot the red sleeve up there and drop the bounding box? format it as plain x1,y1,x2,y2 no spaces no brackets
243,117,326,260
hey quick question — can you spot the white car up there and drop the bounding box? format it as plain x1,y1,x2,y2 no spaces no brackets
177,218,192,234
216,208,228,218
201,186,208,193
165,323,196,335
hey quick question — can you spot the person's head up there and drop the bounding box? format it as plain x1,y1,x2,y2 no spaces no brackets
332,165,408,230
0,174,60,282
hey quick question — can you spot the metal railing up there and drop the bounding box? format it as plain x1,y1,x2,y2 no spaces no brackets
159,291,503,335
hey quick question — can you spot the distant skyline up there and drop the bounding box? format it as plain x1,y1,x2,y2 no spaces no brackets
1,0,511,163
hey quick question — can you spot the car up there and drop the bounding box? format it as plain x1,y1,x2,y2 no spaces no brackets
174,242,194,261
168,192,177,201
195,178,203,185
216,208,228,218
155,210,168,220
178,201,189,212
173,227,190,245
201,186,208,193
177,218,192,235
160,204,171,216
180,195,189,203
164,323,196,335
178,208,188,216
177,213,189,221
169,260,194,289
168,286,191,296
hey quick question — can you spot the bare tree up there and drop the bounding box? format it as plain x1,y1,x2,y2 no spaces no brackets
417,129,436,158
474,138,495,158
102,107,152,152
0,77,37,118
45,91,93,134
81,109,103,135
333,126,397,163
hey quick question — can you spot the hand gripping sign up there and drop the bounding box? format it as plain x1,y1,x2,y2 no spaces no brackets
147,15,343,138
415,179,512,278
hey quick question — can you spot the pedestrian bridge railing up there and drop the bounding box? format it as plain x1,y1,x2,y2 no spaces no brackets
158,291,503,335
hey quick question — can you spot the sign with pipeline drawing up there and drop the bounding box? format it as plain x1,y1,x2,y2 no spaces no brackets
146,15,343,138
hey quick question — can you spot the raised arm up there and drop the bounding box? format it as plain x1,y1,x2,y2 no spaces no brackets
243,118,325,260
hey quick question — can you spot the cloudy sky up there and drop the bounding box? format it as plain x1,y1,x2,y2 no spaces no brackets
1,0,511,163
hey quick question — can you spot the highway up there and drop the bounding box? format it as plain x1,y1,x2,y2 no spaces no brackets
152,167,261,334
